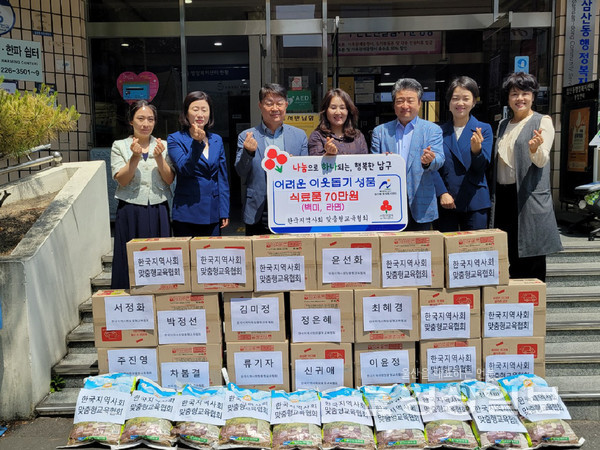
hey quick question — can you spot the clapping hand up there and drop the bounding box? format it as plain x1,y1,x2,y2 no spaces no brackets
471,127,484,153
153,138,165,158
421,146,435,166
190,123,206,142
244,131,258,153
324,137,338,155
529,129,543,153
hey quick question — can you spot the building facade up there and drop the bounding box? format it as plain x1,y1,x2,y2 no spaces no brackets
1,0,599,205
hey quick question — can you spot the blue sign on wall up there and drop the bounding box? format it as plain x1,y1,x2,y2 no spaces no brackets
514,56,529,74
0,0,16,36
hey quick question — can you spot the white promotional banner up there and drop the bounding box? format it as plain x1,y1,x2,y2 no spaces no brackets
263,150,407,233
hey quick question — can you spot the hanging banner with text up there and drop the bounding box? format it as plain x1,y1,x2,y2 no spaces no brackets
564,0,596,86
263,149,408,233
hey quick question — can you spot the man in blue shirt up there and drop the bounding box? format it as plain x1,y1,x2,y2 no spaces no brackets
371,78,444,230
235,83,308,235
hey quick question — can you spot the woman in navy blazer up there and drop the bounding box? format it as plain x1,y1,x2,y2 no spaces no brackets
168,91,230,236
434,77,493,231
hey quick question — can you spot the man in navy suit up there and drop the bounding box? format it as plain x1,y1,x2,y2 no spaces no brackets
235,83,308,235
371,78,444,230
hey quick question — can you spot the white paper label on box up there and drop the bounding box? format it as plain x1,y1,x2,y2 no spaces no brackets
292,308,341,342
359,350,411,385
420,304,470,340
74,388,130,425
426,346,477,382
125,391,177,420
467,391,527,433
174,393,225,425
295,358,344,391
363,295,413,331
255,256,306,291
517,386,571,422
196,248,246,284
157,309,207,344
230,296,280,332
320,391,372,426
161,361,210,390
224,390,271,421
382,251,432,287
271,395,321,425
485,354,535,381
415,390,470,423
133,249,185,286
322,248,372,283
484,303,535,337
370,394,423,431
107,348,158,382
448,250,499,288
233,351,283,386
105,295,154,331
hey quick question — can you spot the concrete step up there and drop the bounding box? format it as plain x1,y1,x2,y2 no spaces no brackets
66,321,94,345
546,310,600,342
51,352,98,389
79,297,93,323
547,285,600,306
544,375,600,420
545,262,600,287
549,236,600,263
90,270,111,290
36,388,81,416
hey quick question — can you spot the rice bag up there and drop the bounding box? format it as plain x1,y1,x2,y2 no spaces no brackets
218,383,271,449
497,374,584,448
411,382,477,449
173,385,226,449
460,380,530,449
65,373,136,447
320,387,375,450
271,389,322,450
119,377,177,449
361,384,425,449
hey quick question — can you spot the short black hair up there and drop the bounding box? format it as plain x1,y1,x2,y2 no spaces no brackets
446,76,480,104
259,83,287,102
179,91,215,130
502,72,539,102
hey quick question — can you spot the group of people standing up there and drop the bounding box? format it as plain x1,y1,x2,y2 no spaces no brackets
110,73,561,290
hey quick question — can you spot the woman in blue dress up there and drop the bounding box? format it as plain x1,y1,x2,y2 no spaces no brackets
168,91,230,236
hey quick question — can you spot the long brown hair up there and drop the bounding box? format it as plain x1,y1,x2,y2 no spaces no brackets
317,88,359,138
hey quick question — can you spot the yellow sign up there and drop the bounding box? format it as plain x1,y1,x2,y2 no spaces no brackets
284,113,320,139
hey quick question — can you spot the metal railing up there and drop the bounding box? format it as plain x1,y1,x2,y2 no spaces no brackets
0,145,62,178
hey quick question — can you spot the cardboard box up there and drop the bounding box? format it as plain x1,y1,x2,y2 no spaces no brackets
482,279,546,337
158,343,223,388
155,293,221,344
290,342,353,391
443,229,509,288
226,341,289,391
252,234,317,292
354,342,417,386
97,347,159,382
289,290,354,343
354,288,419,342
127,237,192,294
419,288,481,339
419,338,482,383
92,290,157,348
482,337,545,380
223,292,286,342
315,233,381,290
379,231,445,288
190,236,253,293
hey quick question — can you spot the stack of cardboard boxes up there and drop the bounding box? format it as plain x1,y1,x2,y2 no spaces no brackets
92,228,547,389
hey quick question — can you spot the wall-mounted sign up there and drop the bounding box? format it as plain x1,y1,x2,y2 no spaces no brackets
0,37,42,82
0,0,16,36
284,113,319,139
338,32,441,56
287,89,312,113
116,71,159,104
514,56,529,74
564,0,596,86
263,148,408,233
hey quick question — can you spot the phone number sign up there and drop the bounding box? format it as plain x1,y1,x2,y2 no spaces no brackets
263,148,407,233
0,38,43,82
